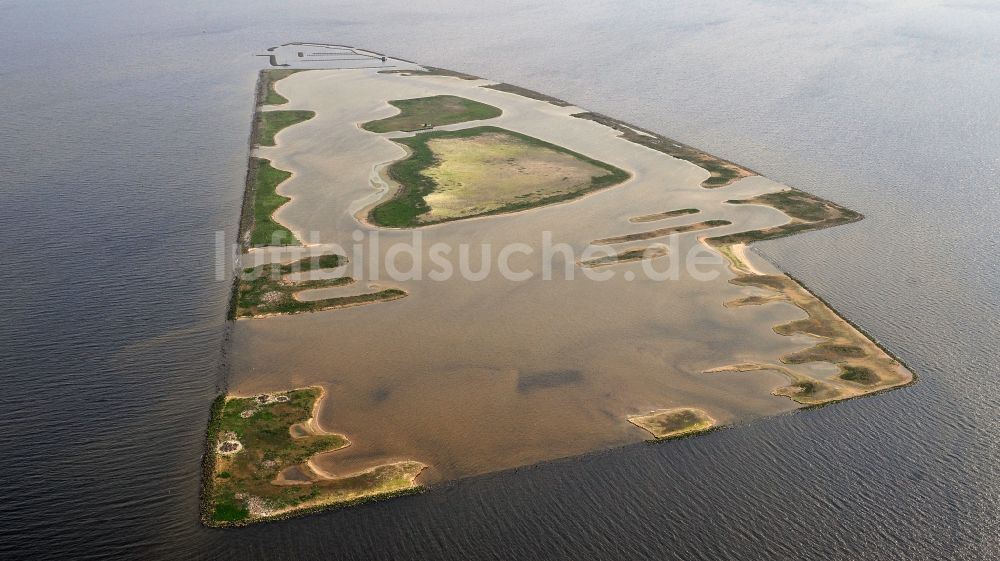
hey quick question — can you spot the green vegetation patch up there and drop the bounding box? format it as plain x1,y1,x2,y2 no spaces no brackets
205,388,349,525
256,110,315,147
774,317,840,339
248,157,298,246
839,365,880,385
784,343,866,364
260,69,302,106
791,381,819,396
630,208,700,223
362,95,502,133
203,388,427,526
730,273,789,291
592,219,731,245
708,189,862,245
727,294,784,306
771,377,845,405
378,66,481,80
580,246,668,268
628,408,716,440
370,126,630,228
236,255,406,317
481,83,571,106
725,189,861,223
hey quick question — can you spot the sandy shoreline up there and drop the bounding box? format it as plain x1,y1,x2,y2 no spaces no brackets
704,241,914,406
729,243,765,275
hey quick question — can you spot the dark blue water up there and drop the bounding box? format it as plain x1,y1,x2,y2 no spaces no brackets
1,1,997,559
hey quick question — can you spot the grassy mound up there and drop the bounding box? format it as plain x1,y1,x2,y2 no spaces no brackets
256,110,315,147
236,255,406,318
203,388,425,526
593,219,730,245
708,189,862,245
260,69,302,106
628,408,716,440
247,157,297,246
362,95,501,133
370,126,630,227
630,208,700,223
839,365,880,385
206,388,348,525
579,246,669,268
481,83,571,106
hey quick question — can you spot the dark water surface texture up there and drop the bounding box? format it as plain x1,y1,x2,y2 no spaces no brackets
1,1,997,559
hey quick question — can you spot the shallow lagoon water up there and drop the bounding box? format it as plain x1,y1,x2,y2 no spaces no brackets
1,1,997,559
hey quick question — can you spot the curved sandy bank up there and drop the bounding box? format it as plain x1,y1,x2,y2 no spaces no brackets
203,386,427,527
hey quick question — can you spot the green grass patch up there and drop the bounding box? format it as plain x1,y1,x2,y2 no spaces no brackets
630,208,700,223
725,189,860,223
207,388,349,524
203,387,426,526
593,219,731,245
793,381,819,396
260,69,302,106
783,342,866,364
362,95,501,133
236,255,406,317
248,157,298,246
256,110,315,147
629,408,715,440
370,126,630,228
580,246,669,268
378,66,481,80
650,409,707,434
481,83,571,106
839,365,879,385
709,189,863,245
701,167,743,187
212,493,250,522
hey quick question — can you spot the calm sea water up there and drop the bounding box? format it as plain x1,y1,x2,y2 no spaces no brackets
1,1,997,559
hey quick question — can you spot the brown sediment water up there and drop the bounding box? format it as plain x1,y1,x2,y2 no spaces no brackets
229,68,912,485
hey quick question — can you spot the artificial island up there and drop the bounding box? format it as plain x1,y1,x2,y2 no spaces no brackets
203,44,914,526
